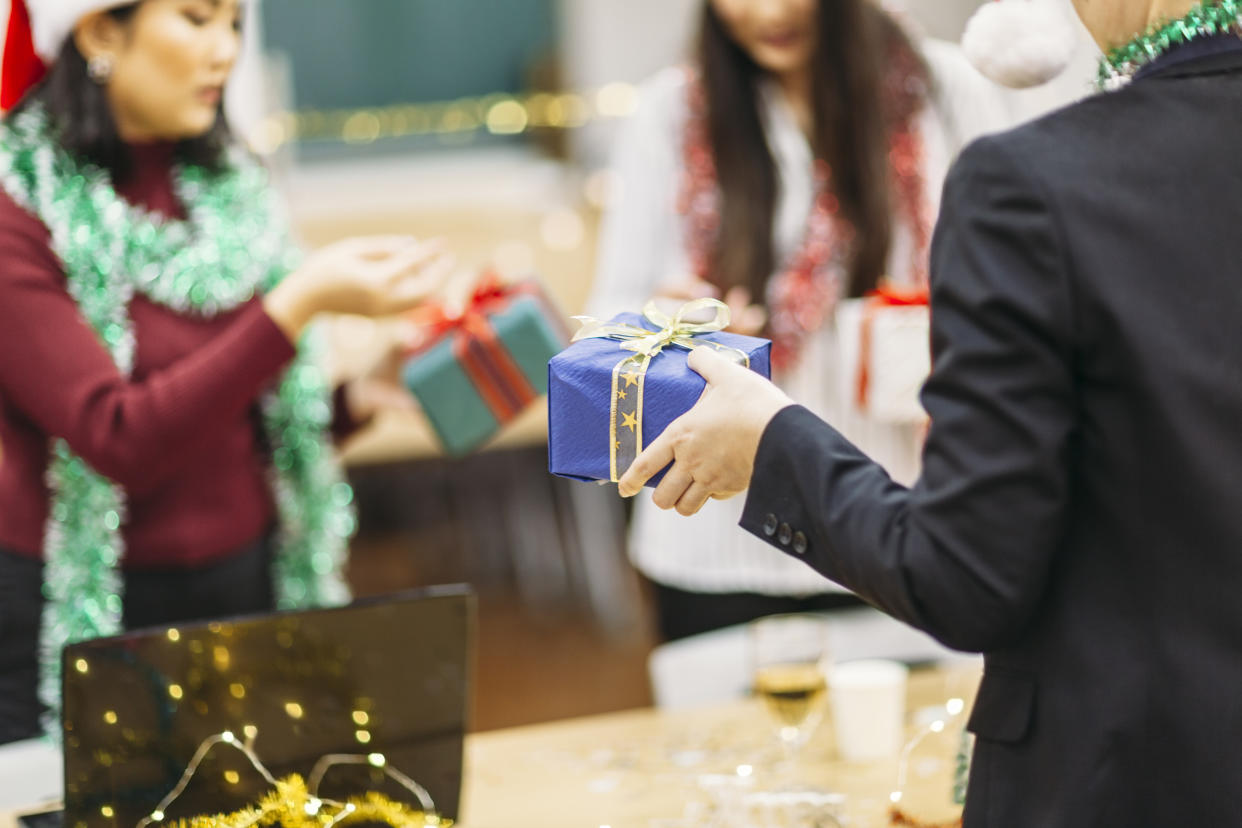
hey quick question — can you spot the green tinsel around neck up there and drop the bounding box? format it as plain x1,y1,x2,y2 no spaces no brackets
1098,0,1242,89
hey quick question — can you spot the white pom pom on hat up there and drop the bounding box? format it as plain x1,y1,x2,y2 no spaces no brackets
961,0,1078,88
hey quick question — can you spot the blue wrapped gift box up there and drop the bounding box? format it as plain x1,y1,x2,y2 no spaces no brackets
547,312,772,486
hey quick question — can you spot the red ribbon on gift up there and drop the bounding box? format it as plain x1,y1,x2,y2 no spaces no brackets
408,273,542,426
855,283,930,411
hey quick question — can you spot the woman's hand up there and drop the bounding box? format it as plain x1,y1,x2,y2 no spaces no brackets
719,286,767,337
653,278,766,336
342,320,422,424
265,236,454,342
654,276,719,304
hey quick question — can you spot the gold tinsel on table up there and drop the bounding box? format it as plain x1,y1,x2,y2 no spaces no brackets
163,775,449,828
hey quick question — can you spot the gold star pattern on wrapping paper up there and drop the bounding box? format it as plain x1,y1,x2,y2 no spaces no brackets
613,358,645,478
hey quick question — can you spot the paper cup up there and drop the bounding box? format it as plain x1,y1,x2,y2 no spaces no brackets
829,659,908,762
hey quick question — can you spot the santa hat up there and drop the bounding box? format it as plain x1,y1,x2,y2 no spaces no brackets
2,0,129,109
961,0,1078,88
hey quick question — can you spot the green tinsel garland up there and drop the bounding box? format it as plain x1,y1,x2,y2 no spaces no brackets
0,106,355,736
953,727,972,806
1098,0,1242,89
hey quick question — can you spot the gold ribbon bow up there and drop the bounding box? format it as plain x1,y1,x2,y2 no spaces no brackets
571,298,750,482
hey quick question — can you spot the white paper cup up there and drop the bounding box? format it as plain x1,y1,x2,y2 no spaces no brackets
829,659,908,762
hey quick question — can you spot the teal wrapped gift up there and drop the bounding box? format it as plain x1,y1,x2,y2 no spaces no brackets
548,298,772,485
404,276,566,456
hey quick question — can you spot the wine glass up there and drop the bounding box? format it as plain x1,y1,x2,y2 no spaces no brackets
749,614,831,756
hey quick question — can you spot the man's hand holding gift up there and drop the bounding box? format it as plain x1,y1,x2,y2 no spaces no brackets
617,347,793,514
547,299,772,488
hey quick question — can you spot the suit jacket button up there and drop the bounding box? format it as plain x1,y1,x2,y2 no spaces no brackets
777,523,793,546
792,531,808,555
763,514,779,537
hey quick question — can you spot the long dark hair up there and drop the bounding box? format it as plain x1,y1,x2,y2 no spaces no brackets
8,2,231,181
699,0,929,300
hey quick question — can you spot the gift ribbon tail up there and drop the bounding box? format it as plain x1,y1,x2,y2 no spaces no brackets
455,318,538,426
856,304,874,411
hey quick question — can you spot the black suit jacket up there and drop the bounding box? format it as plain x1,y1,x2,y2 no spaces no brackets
742,47,1242,826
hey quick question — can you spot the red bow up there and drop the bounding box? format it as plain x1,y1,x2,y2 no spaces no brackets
2,0,46,111
407,272,529,348
855,284,930,410
864,284,929,307
407,273,544,426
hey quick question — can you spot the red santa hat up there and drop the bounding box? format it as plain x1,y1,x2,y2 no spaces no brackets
2,0,130,109
961,0,1078,88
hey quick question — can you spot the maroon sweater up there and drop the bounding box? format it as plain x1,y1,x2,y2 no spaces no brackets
0,144,327,569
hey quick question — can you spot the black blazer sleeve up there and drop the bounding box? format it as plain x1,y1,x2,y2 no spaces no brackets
741,135,1078,652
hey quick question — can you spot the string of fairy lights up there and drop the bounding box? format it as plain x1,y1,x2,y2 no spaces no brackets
245,82,641,155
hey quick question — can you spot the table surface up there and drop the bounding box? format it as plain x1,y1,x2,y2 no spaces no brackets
0,664,980,828
458,664,980,828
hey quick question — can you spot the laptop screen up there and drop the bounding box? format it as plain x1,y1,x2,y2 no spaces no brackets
59,587,473,828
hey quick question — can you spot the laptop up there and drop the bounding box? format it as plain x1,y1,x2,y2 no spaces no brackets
47,586,473,828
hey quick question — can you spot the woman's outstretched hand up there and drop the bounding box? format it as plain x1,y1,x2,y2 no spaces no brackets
265,236,455,342
654,278,766,336
341,319,424,424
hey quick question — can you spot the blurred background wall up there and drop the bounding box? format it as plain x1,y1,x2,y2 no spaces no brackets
220,0,1103,733
0,0,1066,731
238,0,1095,463
0,0,1101,740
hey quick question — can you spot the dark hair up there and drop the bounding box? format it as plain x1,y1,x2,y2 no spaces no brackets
699,0,929,299
9,2,231,181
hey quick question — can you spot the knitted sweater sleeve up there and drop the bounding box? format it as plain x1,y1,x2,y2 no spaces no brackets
0,190,297,489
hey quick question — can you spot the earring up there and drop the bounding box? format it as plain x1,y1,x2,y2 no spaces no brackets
87,55,114,84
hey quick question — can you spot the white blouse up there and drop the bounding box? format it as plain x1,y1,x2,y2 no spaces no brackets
587,39,1026,595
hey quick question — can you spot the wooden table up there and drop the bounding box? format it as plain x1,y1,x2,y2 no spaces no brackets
459,664,980,828
1,664,980,828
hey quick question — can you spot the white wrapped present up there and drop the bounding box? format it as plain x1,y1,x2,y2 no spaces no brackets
836,287,931,423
